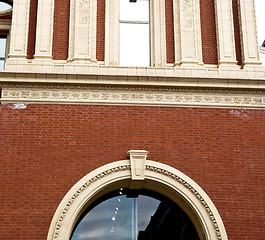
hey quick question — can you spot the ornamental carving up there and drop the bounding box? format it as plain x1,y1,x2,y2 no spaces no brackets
79,0,89,24
1,84,265,109
181,0,194,27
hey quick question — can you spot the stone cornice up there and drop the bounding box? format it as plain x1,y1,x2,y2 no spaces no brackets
1,69,265,109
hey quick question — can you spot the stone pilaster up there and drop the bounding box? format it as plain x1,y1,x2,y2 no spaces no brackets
238,0,262,69
215,0,238,68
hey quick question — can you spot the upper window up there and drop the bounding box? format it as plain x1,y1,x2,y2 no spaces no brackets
70,189,199,240
0,35,7,71
0,1,12,14
119,0,150,67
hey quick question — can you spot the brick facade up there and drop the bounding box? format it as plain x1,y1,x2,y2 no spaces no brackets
1,0,264,239
1,104,265,239
24,0,243,65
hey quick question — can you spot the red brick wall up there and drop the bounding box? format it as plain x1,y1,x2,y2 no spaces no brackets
165,0,175,64
27,0,38,59
232,0,243,65
200,0,218,65
97,0,105,62
25,0,242,64
1,104,265,239
52,0,70,60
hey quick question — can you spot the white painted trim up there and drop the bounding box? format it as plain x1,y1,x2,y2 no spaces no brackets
47,157,228,240
34,0,54,60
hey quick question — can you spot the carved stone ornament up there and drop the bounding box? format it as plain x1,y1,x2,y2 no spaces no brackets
47,152,228,240
1,83,265,109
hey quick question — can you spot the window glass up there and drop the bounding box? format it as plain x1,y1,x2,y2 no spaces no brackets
120,23,150,67
0,36,7,71
0,2,12,12
120,0,149,22
71,189,200,240
119,0,150,67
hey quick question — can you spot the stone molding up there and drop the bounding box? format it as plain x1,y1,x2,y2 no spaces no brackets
33,0,54,60
2,82,265,109
215,0,237,66
238,0,262,68
7,0,30,59
68,0,97,63
173,0,202,66
47,157,228,240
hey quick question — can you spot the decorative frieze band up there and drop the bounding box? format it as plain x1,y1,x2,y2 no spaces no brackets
1,84,265,109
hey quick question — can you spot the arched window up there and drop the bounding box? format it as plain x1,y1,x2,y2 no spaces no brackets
71,189,199,240
0,0,12,13
47,152,228,240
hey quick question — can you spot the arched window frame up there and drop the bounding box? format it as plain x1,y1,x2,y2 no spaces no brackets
47,150,228,240
0,0,13,17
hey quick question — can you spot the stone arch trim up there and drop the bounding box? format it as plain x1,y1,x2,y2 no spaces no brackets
47,151,228,240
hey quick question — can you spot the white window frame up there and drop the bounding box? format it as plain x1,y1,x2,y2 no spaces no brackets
105,0,167,67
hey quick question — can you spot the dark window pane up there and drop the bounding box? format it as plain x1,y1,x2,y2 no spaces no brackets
71,189,200,240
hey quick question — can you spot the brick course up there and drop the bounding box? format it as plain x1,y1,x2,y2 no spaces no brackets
1,104,264,239
200,0,218,65
165,0,175,64
27,0,38,59
52,0,70,60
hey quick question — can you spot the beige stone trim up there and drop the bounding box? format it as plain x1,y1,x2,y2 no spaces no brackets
173,0,202,67
150,0,167,67
0,19,11,31
128,150,148,189
47,155,228,240
238,0,262,69
0,8,12,17
7,0,30,59
33,0,54,60
68,0,97,63
2,83,265,109
215,0,237,67
105,0,167,67
105,0,119,66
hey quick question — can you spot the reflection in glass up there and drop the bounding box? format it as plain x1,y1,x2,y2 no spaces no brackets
71,189,200,240
0,36,7,71
119,0,150,67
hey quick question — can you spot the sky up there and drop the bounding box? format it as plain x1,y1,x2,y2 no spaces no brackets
255,0,265,46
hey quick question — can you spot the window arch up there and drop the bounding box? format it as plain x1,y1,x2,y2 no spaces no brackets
47,151,228,240
0,0,12,16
